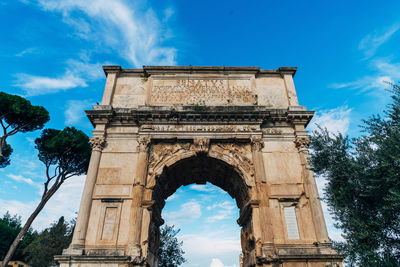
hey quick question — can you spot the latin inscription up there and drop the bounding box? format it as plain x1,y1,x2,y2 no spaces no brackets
150,78,257,105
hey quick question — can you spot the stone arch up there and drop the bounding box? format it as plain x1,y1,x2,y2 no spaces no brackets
145,140,255,192
142,140,257,266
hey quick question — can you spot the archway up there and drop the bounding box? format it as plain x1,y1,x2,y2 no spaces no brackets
142,141,256,267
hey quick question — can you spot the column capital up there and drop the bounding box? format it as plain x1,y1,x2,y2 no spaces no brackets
251,136,264,152
89,136,106,152
138,136,151,152
295,136,310,151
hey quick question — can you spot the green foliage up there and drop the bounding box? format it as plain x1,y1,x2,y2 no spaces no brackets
24,216,73,267
0,92,49,133
35,127,92,182
0,212,37,261
158,225,186,267
0,91,49,166
0,141,12,168
309,84,400,266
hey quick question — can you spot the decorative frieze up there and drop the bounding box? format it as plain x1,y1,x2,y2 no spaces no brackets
139,124,259,132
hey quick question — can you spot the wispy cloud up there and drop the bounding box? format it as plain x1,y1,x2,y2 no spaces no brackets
309,106,352,135
206,201,236,223
0,175,85,230
36,0,177,67
7,174,35,185
359,24,399,59
190,184,218,193
330,58,400,93
64,99,93,125
14,59,103,96
163,200,202,226
14,71,87,96
15,47,39,57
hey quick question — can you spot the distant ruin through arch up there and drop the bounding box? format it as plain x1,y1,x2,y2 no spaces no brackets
56,66,343,267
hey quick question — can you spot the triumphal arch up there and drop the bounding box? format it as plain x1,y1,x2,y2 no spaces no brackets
57,66,342,266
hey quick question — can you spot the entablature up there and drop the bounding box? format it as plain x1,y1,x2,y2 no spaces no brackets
86,105,314,128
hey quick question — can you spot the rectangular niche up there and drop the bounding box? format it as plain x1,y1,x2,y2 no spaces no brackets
96,201,122,244
283,206,300,240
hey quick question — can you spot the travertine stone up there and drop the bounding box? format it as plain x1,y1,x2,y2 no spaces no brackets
58,66,342,267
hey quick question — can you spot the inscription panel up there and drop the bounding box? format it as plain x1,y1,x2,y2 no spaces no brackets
150,78,257,105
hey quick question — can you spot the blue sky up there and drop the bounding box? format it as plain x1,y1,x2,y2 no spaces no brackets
0,1,399,266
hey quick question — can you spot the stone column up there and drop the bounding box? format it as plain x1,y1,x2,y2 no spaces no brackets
66,136,106,253
295,136,330,243
127,137,151,262
250,137,275,259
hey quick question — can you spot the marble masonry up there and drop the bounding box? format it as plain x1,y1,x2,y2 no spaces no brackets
56,66,343,267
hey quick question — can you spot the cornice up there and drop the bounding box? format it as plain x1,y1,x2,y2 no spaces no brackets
102,65,297,77
86,105,314,127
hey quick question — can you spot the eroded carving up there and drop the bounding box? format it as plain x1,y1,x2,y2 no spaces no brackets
147,143,192,178
295,136,310,151
151,78,257,105
212,143,255,178
193,138,210,154
89,137,106,152
250,136,264,152
138,137,151,152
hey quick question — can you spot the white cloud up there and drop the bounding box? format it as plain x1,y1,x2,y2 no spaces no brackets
190,184,218,192
315,174,345,243
331,58,399,96
210,258,237,267
181,232,241,259
163,200,202,226
359,24,399,59
14,57,104,96
206,201,236,223
64,99,93,125
0,175,85,230
14,71,87,96
7,174,35,185
36,0,177,67
309,106,352,135
66,59,103,80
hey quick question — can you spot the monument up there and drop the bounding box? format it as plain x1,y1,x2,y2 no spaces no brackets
56,66,343,266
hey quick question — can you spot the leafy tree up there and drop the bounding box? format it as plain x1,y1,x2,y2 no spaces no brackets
158,225,186,267
309,84,400,266
24,216,74,267
0,212,37,261
1,127,91,267
0,142,12,168
0,92,49,166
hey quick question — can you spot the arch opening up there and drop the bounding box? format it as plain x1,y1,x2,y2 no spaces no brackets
147,154,253,266
153,154,251,214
